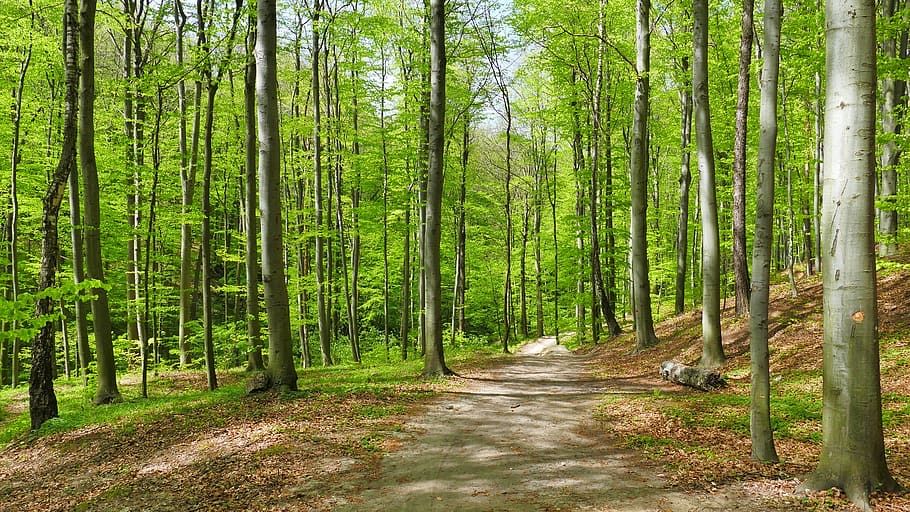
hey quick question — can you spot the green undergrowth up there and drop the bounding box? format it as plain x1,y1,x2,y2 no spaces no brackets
0,335,507,450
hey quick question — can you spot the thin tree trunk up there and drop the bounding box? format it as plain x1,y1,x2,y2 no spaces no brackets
244,17,264,371
67,162,91,381
400,183,412,360
879,0,906,257
675,54,693,316
631,0,659,350
176,0,198,367
748,0,781,463
81,0,120,404
732,0,754,316
694,0,724,366
9,3,34,389
457,115,468,334
313,0,332,366
140,90,163,399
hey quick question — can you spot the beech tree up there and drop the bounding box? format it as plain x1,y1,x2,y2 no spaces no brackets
422,0,451,377
748,0,781,464
80,0,121,404
257,0,298,391
693,0,724,367
801,0,898,507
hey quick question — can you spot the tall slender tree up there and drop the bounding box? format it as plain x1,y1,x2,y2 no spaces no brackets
748,0,781,463
422,0,451,377
81,0,121,404
257,0,298,390
693,0,724,367
631,0,659,350
244,14,264,371
731,0,754,316
878,0,906,257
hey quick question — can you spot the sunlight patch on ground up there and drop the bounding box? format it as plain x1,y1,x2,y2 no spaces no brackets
137,423,279,475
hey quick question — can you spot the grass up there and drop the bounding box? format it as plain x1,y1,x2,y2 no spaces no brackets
0,335,508,450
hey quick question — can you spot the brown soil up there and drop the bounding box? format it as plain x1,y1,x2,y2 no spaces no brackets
337,337,786,511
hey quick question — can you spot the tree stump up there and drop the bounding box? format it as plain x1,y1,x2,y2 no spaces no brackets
659,361,726,391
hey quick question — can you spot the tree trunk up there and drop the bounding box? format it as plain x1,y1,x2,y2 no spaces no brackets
81,0,121,404
257,0,298,391
400,186,412,360
244,18,264,371
312,0,332,366
631,0,659,350
675,55,693,316
572,77,586,344
457,115,468,334
141,91,163,399
31,0,77,429
67,154,91,381
878,0,906,257
748,0,781,463
801,2,899,506
694,0,724,367
422,0,451,377
732,0,754,316
9,5,34,389
520,199,529,338
201,81,218,391
175,0,198,367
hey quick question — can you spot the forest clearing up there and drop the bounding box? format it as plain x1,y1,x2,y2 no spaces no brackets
1,0,909,509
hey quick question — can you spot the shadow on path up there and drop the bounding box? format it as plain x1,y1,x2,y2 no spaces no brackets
336,336,777,512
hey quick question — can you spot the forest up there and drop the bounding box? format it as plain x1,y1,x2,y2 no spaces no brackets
0,0,909,509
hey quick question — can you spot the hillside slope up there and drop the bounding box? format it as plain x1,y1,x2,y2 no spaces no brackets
589,257,910,511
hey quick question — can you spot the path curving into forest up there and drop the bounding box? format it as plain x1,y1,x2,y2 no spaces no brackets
339,336,775,512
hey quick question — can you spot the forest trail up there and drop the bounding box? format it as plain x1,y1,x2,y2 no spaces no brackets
339,336,776,511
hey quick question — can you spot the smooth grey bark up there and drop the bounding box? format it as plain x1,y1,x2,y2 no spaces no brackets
878,0,906,257
244,18,264,371
732,0,754,316
631,0,659,350
422,0,451,377
80,0,121,404
693,0,724,367
675,55,693,317
800,1,899,507
748,0,781,464
257,0,298,391
31,0,78,429
312,0,332,366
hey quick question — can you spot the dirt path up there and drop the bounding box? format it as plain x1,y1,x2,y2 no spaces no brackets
339,336,775,512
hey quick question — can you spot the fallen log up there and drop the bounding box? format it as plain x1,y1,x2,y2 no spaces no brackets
659,361,726,391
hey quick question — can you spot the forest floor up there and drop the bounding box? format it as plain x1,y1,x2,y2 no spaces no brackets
3,259,910,511
588,254,910,512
